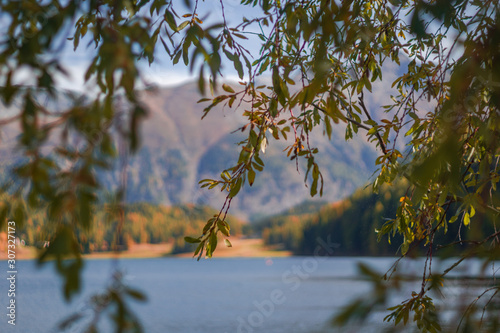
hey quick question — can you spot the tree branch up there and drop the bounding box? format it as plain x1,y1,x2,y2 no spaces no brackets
0,114,20,126
358,92,387,155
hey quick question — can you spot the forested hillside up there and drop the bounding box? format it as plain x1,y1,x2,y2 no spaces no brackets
0,200,244,255
257,182,499,257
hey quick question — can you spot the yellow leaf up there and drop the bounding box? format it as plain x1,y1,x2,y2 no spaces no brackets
222,83,235,93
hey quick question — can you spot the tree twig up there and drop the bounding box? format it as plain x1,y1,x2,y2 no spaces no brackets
358,92,388,154
0,114,20,126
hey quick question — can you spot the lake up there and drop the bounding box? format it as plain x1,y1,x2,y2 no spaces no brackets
0,256,493,332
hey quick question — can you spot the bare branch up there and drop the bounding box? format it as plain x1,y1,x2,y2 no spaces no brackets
0,114,20,126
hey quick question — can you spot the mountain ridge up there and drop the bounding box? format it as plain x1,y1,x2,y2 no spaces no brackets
0,82,380,220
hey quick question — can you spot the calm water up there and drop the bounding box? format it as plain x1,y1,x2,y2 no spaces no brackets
0,256,493,332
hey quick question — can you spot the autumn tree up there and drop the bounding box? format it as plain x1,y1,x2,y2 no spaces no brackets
1,0,500,331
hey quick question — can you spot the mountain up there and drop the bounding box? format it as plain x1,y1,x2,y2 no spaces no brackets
124,82,379,219
0,82,380,220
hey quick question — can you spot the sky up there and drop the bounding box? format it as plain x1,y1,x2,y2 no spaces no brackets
52,0,266,92
2,0,467,103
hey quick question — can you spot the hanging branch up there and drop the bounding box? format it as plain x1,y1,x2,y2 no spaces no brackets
358,92,388,155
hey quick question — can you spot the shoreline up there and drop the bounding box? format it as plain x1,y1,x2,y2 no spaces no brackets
0,237,292,261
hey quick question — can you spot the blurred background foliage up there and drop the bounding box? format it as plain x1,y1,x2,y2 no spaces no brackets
1,0,500,332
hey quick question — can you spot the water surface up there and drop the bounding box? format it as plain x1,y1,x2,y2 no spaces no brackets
0,256,492,332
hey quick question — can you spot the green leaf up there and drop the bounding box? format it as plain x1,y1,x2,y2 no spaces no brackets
184,236,201,243
254,154,264,166
164,10,178,30
233,57,244,79
125,288,147,301
217,220,230,237
208,232,218,257
177,20,190,32
173,51,182,65
182,49,189,66
194,241,204,259
248,167,256,186
269,98,278,117
229,177,243,198
410,11,426,39
198,65,205,95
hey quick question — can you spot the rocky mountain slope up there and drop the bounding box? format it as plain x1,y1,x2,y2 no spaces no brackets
0,82,380,220
123,83,379,220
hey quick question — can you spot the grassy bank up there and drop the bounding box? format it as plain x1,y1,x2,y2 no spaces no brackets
0,237,291,261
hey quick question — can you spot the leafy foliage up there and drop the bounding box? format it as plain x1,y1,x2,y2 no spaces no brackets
1,0,500,331
257,181,500,257
195,1,500,330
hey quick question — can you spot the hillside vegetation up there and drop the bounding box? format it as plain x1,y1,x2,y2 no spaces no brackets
0,200,245,255
256,182,500,257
